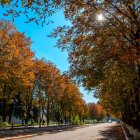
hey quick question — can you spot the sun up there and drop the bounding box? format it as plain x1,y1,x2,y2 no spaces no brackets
97,14,104,21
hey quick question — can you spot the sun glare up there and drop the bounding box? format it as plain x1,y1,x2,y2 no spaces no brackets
97,14,104,21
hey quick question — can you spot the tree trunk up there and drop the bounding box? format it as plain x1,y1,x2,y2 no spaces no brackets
47,97,50,126
22,118,24,126
2,101,7,122
8,112,12,124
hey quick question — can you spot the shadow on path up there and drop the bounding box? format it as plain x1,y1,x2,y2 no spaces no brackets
98,124,125,140
0,125,79,138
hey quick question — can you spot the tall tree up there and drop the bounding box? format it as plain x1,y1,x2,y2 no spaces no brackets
50,0,140,130
0,20,35,121
89,103,106,121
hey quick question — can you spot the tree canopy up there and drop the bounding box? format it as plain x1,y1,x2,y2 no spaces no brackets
50,0,140,129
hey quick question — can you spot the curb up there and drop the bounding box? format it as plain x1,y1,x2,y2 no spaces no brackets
120,121,133,140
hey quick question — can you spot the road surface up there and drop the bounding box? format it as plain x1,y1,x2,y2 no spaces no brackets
22,123,125,140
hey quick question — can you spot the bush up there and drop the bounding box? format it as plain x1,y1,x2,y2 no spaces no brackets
71,116,81,125
0,122,10,128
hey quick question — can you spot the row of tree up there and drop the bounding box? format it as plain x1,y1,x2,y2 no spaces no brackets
1,0,139,131
49,0,140,131
0,20,89,126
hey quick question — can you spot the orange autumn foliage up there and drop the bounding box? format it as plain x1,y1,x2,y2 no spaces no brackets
0,20,35,101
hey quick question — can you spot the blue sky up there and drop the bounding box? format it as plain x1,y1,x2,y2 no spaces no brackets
0,9,98,103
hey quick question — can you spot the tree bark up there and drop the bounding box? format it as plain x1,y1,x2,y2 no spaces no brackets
47,96,50,126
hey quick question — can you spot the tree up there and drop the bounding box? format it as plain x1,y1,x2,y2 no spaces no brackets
32,59,75,126
0,19,88,127
2,0,139,132
0,20,35,122
0,0,62,26
50,0,140,130
88,103,106,121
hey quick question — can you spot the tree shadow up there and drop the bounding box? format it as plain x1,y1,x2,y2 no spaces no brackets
98,124,125,140
0,125,78,138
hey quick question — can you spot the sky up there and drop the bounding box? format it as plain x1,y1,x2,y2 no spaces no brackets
0,8,98,103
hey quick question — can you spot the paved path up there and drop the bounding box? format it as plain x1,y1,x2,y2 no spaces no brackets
22,123,125,140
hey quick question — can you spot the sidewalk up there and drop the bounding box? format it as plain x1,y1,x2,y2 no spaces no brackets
0,123,131,140
0,125,79,139
98,123,126,140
